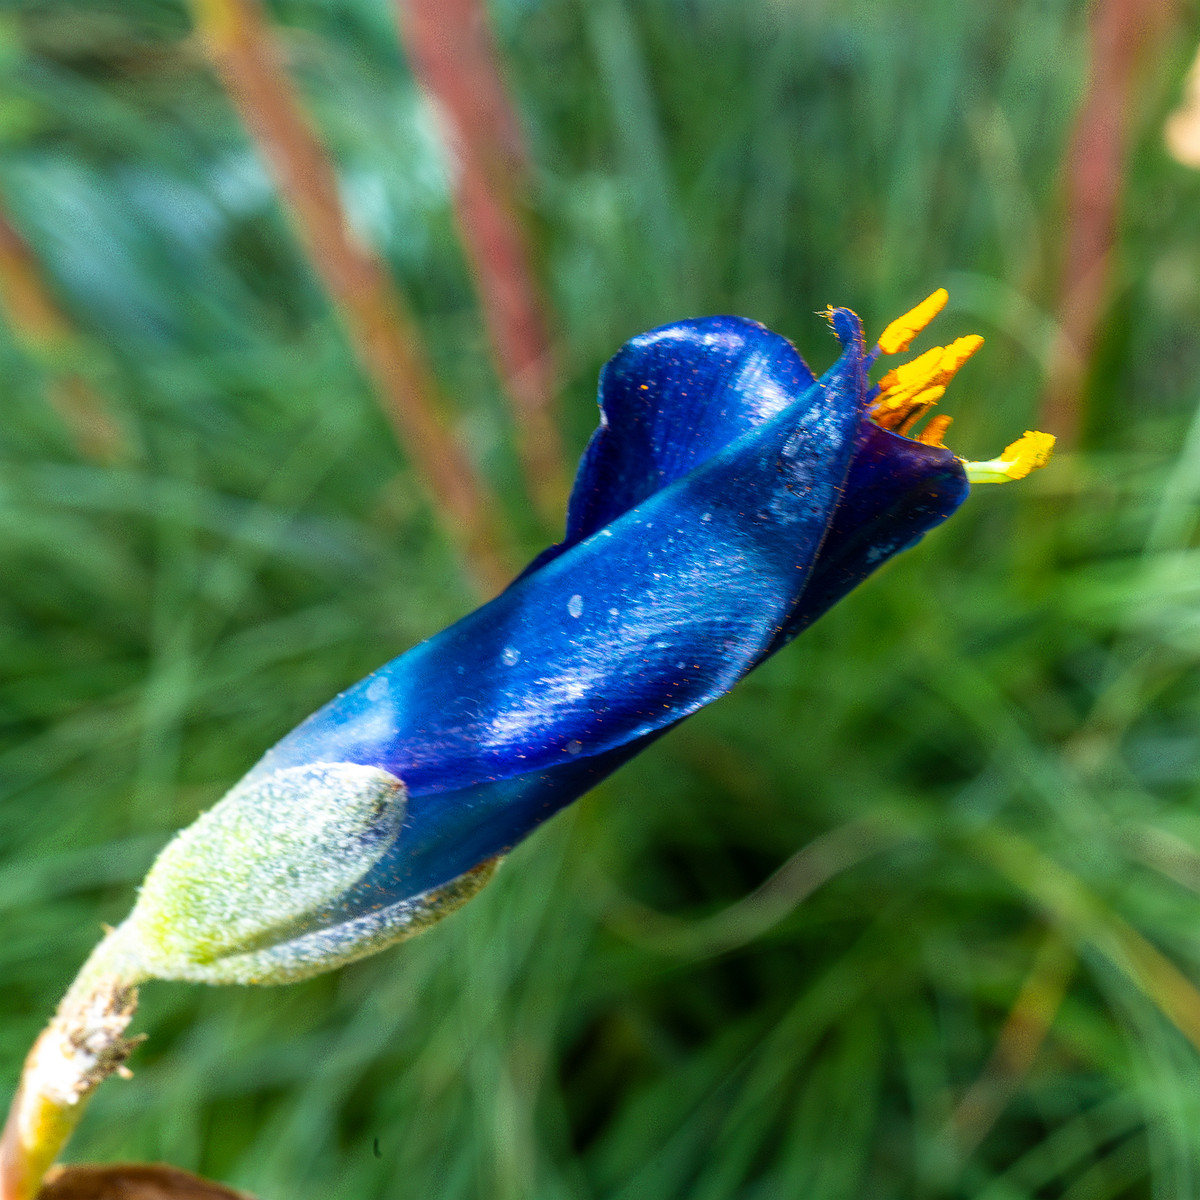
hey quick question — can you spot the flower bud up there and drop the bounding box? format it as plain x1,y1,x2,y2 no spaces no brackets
117,763,496,985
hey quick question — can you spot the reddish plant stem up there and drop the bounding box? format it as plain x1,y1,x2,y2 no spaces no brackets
188,0,511,592
950,933,1074,1161
1041,0,1175,442
397,0,567,517
0,205,126,464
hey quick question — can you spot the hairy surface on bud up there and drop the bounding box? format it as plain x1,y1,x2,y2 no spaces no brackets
125,763,410,982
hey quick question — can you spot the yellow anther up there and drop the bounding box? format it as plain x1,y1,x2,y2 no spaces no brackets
962,431,1056,484
877,345,943,396
877,335,985,397
915,415,954,448
910,383,946,408
937,335,984,380
897,385,947,434
877,288,949,355
871,333,985,433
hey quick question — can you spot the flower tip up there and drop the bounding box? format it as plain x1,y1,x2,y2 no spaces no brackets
877,288,949,355
963,430,1056,484
821,305,861,346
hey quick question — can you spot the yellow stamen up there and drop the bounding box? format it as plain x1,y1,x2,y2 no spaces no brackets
877,345,943,396
877,288,948,355
936,334,985,379
869,290,1055,487
877,335,985,397
897,385,946,434
916,414,954,448
871,335,985,432
962,431,1056,483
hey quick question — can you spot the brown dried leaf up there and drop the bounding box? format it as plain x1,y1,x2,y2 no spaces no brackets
36,1163,255,1200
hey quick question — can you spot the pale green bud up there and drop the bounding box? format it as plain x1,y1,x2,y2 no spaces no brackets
114,762,498,986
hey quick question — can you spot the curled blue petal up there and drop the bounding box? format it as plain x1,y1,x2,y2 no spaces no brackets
567,316,818,543
774,422,969,648
248,308,974,917
517,316,818,581
249,318,867,795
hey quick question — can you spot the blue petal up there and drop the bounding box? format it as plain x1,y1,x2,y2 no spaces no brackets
774,423,969,649
362,426,966,905
351,739,647,905
570,316,818,536
246,316,866,796
518,317,818,580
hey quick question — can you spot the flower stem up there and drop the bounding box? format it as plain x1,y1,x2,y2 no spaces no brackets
0,929,147,1200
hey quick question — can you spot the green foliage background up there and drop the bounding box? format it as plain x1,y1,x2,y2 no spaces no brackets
5,0,1200,1196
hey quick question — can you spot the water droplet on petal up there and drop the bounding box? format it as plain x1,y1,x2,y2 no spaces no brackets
501,646,520,666
568,594,584,618
365,677,388,702
566,739,583,755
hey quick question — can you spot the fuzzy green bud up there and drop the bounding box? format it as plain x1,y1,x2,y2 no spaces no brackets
110,762,498,986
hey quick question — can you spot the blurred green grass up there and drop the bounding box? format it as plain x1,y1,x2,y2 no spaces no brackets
5,0,1200,1196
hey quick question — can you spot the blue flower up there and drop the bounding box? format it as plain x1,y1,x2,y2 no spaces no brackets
118,294,1053,984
